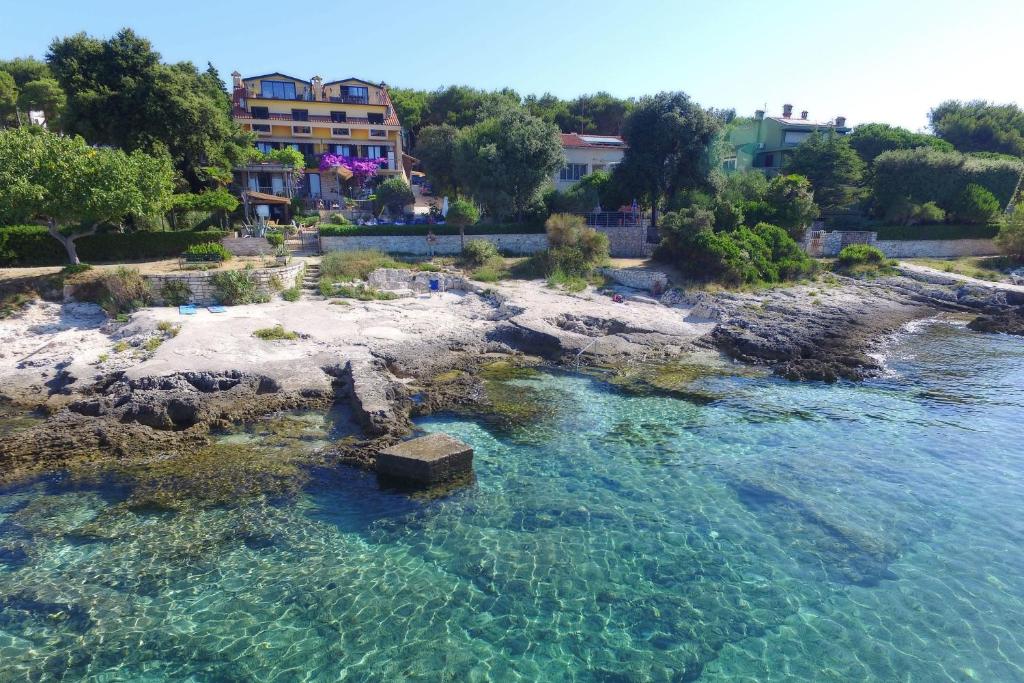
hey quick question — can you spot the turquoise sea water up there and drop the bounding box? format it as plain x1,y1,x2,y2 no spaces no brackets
1,318,1023,681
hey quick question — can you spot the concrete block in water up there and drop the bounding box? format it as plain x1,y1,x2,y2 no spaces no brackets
376,433,474,483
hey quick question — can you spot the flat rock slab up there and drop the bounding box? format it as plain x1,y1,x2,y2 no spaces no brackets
376,433,474,484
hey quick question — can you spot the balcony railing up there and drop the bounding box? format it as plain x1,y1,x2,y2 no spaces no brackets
246,92,384,105
236,111,391,126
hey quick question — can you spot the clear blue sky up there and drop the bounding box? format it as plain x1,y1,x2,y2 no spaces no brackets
5,0,1021,131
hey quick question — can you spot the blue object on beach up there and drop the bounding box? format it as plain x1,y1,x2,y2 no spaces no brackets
208,305,227,313
179,305,197,315
429,278,440,292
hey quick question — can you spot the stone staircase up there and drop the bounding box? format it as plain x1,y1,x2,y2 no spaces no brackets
302,263,321,297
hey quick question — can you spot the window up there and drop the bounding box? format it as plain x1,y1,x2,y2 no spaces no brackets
330,111,347,123
292,125,311,135
255,142,277,154
722,157,737,171
252,124,271,133
291,109,309,121
250,106,269,119
370,129,387,138
331,128,351,137
755,153,775,168
783,130,811,146
559,163,588,181
260,80,297,100
345,86,368,102
367,112,384,124
366,145,384,159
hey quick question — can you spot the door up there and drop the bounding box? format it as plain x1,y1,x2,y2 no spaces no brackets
308,173,321,198
271,175,285,196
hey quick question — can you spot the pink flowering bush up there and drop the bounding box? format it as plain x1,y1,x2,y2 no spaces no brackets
319,155,389,186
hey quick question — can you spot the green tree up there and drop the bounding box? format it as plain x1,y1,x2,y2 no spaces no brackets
764,174,819,239
612,92,722,226
416,124,461,196
17,78,66,127
562,92,634,135
454,108,564,220
0,127,175,264
951,183,1000,224
188,188,240,228
445,198,479,250
388,87,428,147
374,177,415,217
848,122,954,165
784,131,865,212
0,57,52,87
995,205,1024,261
47,30,251,191
0,71,17,124
930,100,1024,158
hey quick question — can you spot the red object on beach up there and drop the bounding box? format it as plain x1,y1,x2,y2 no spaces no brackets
612,294,624,303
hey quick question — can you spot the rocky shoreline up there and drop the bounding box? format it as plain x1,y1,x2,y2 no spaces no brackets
1,266,1021,491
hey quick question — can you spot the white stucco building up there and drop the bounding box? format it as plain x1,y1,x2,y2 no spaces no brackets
554,133,627,191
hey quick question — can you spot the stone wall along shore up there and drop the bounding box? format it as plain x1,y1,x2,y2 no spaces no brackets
144,262,304,306
807,230,998,258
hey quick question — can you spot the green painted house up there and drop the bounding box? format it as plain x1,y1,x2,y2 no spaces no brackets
724,104,850,174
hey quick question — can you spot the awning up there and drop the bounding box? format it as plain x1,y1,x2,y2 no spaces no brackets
335,165,353,180
243,191,291,205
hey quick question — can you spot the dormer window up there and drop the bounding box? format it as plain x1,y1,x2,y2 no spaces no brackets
367,113,384,125
260,80,297,100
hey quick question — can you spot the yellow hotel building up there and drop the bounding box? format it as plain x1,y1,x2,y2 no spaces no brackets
231,71,405,205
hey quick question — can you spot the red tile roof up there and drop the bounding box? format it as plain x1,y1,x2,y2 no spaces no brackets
560,133,627,149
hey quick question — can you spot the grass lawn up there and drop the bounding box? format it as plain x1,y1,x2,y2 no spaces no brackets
905,256,1018,283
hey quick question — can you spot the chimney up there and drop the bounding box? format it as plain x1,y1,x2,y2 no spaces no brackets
835,116,847,128
754,109,765,121
311,75,323,101
782,104,793,118
231,71,242,90
800,110,808,120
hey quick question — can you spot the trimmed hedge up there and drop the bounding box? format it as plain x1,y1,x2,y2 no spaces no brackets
872,148,1023,217
0,226,230,265
318,223,545,237
874,223,1000,241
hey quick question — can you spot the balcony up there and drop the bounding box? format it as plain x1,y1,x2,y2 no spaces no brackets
246,92,384,105
236,111,391,126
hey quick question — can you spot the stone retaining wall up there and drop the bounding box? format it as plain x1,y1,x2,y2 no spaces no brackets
221,236,274,256
594,225,656,258
807,231,999,258
599,267,669,293
320,234,547,256
874,239,999,258
145,262,304,306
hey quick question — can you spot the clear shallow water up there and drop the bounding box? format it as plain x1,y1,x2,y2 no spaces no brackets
1,320,1024,681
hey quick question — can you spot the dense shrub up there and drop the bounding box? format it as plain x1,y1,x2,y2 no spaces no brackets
327,213,350,225
67,267,151,315
183,242,232,262
655,212,814,286
545,213,609,264
950,184,1001,224
0,226,230,266
462,240,500,267
995,206,1024,261
872,148,1022,218
836,244,886,267
211,270,263,305
374,177,416,216
265,231,285,247
318,223,545,237
159,280,192,306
